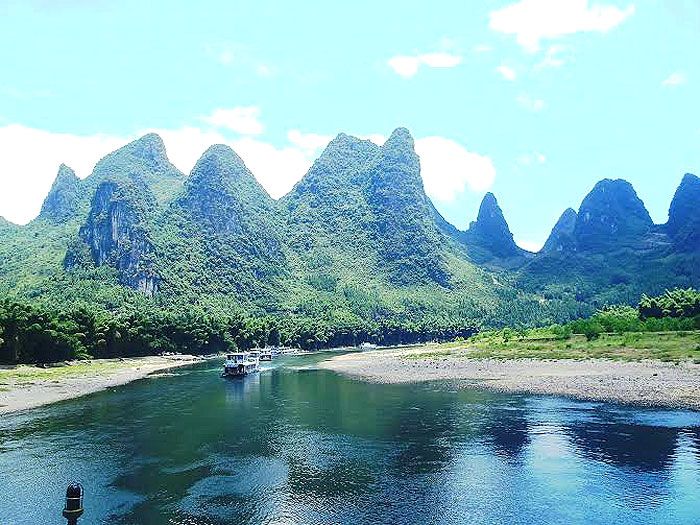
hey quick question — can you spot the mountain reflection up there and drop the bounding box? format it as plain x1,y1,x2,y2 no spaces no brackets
565,421,679,472
482,400,531,461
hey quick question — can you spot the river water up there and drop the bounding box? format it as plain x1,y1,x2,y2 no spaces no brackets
1,353,700,524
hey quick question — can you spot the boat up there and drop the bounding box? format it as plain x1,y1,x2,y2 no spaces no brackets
360,342,378,351
221,352,260,377
259,350,273,361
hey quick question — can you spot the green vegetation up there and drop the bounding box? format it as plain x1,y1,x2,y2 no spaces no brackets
0,297,480,364
455,331,700,363
0,360,129,384
424,289,700,363
639,288,700,319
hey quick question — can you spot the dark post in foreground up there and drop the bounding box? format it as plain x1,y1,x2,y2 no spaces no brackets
62,483,84,525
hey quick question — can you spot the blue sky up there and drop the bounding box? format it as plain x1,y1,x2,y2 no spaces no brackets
0,0,698,250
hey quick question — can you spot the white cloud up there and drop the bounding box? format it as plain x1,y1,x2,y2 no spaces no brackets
287,130,333,157
662,71,685,87
473,44,492,52
414,137,496,201
144,126,228,175
516,239,544,252
231,137,313,199
0,124,127,224
387,53,462,77
359,134,387,146
536,44,571,69
496,65,517,80
200,107,263,135
517,93,548,112
517,151,547,166
489,0,635,51
387,56,420,77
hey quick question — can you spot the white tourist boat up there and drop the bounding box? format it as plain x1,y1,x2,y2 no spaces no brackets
221,352,260,377
360,342,378,351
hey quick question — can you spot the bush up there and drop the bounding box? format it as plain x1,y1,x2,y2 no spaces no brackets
582,320,603,341
551,324,572,340
594,305,641,333
502,328,514,343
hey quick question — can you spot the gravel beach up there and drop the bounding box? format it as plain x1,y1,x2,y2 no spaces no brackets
0,354,207,414
320,348,700,410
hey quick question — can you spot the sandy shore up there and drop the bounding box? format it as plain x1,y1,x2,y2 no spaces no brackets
0,355,208,414
320,348,700,410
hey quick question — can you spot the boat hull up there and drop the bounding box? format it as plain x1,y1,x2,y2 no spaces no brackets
221,364,259,377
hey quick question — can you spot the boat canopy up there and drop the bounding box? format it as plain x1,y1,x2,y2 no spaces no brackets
226,353,250,361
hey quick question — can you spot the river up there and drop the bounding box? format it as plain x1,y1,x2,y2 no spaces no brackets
1,353,699,524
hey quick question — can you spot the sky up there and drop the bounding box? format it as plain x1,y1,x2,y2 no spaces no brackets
0,0,698,250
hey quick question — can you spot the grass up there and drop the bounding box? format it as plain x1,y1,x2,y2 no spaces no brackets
405,331,700,364
0,359,143,384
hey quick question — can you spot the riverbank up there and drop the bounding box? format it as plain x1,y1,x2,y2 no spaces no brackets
320,347,700,410
0,354,208,414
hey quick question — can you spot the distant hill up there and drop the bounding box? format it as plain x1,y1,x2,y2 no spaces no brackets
0,128,697,329
518,175,700,307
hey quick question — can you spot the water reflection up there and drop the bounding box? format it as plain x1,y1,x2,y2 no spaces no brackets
483,398,532,461
571,422,677,468
0,355,699,525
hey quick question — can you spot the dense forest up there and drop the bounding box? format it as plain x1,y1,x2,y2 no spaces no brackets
1,288,698,365
0,298,478,364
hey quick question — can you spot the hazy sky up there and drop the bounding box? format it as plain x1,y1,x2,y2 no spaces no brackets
0,0,698,250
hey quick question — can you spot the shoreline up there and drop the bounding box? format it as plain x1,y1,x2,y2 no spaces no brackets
0,354,212,415
319,348,700,410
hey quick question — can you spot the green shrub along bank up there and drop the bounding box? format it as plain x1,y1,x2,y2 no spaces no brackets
0,298,476,365
471,287,700,344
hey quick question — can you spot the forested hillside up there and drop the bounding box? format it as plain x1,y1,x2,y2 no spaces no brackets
0,127,697,362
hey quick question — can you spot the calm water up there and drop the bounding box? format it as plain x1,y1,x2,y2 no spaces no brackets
1,353,700,525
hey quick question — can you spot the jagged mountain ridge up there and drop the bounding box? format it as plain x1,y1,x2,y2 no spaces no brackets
519,174,700,306
0,127,697,326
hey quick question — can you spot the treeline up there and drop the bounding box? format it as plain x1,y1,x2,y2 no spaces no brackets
473,288,700,343
0,299,476,364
